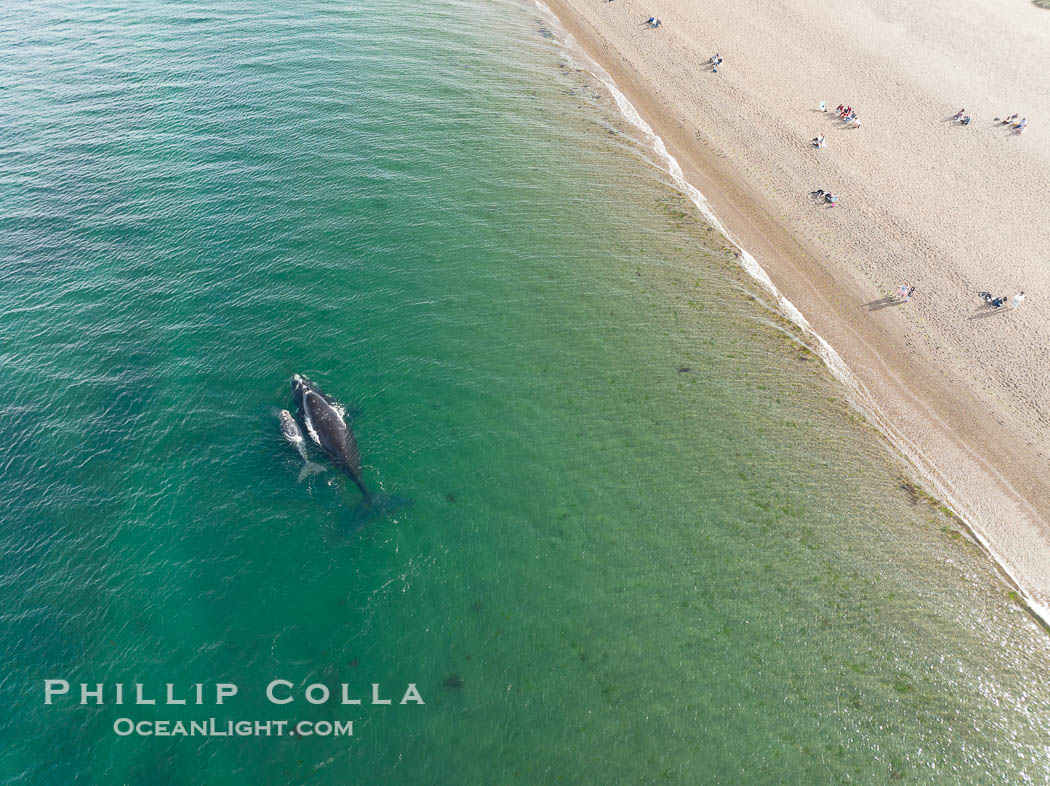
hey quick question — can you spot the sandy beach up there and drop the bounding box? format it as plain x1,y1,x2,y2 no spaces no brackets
544,0,1050,613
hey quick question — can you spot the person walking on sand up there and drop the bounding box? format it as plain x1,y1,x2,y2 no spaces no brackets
953,108,965,121
819,100,826,112
1012,291,1025,309
812,134,825,148
896,284,910,301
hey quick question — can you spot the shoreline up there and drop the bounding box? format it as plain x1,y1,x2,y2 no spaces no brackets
539,0,1050,618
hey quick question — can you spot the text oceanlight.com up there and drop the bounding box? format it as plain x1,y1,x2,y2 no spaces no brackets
113,719,354,737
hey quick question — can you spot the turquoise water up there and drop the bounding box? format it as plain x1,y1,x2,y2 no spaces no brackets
2,0,1050,782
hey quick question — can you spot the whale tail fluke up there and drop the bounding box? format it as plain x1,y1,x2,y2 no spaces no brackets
298,462,326,482
347,493,413,533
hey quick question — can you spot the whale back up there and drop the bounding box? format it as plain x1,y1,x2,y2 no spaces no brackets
302,390,362,478
278,410,303,444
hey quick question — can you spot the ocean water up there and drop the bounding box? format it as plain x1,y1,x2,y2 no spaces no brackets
2,0,1050,783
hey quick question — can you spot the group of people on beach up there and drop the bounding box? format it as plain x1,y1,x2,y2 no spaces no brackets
954,108,1028,133
1002,114,1027,134
979,291,1025,310
808,102,860,151
894,283,919,302
811,104,860,146
835,104,861,128
811,189,838,206
895,284,916,302
628,13,1033,314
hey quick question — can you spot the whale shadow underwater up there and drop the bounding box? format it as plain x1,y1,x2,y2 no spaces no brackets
286,373,410,531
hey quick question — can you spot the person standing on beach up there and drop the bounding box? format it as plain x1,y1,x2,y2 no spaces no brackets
1012,291,1025,309
896,284,910,301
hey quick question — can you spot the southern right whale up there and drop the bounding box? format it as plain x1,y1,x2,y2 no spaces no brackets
291,374,370,500
278,409,325,482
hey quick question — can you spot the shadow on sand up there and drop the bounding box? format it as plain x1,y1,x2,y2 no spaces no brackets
968,307,1011,321
864,296,904,312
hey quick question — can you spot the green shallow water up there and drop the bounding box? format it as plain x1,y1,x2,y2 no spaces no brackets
2,0,1049,783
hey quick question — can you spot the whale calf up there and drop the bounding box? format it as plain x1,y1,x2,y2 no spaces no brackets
291,374,370,499
278,409,325,482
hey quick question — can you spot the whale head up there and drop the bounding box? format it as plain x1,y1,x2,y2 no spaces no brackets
278,409,301,442
291,374,308,408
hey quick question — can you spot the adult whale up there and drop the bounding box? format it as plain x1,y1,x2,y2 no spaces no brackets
291,374,370,500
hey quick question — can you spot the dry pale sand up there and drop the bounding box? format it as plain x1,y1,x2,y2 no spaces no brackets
544,0,1050,614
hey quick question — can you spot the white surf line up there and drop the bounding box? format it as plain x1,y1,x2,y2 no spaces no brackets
533,0,1050,628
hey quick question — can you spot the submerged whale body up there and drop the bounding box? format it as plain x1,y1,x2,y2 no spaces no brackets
291,374,369,499
278,409,325,482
